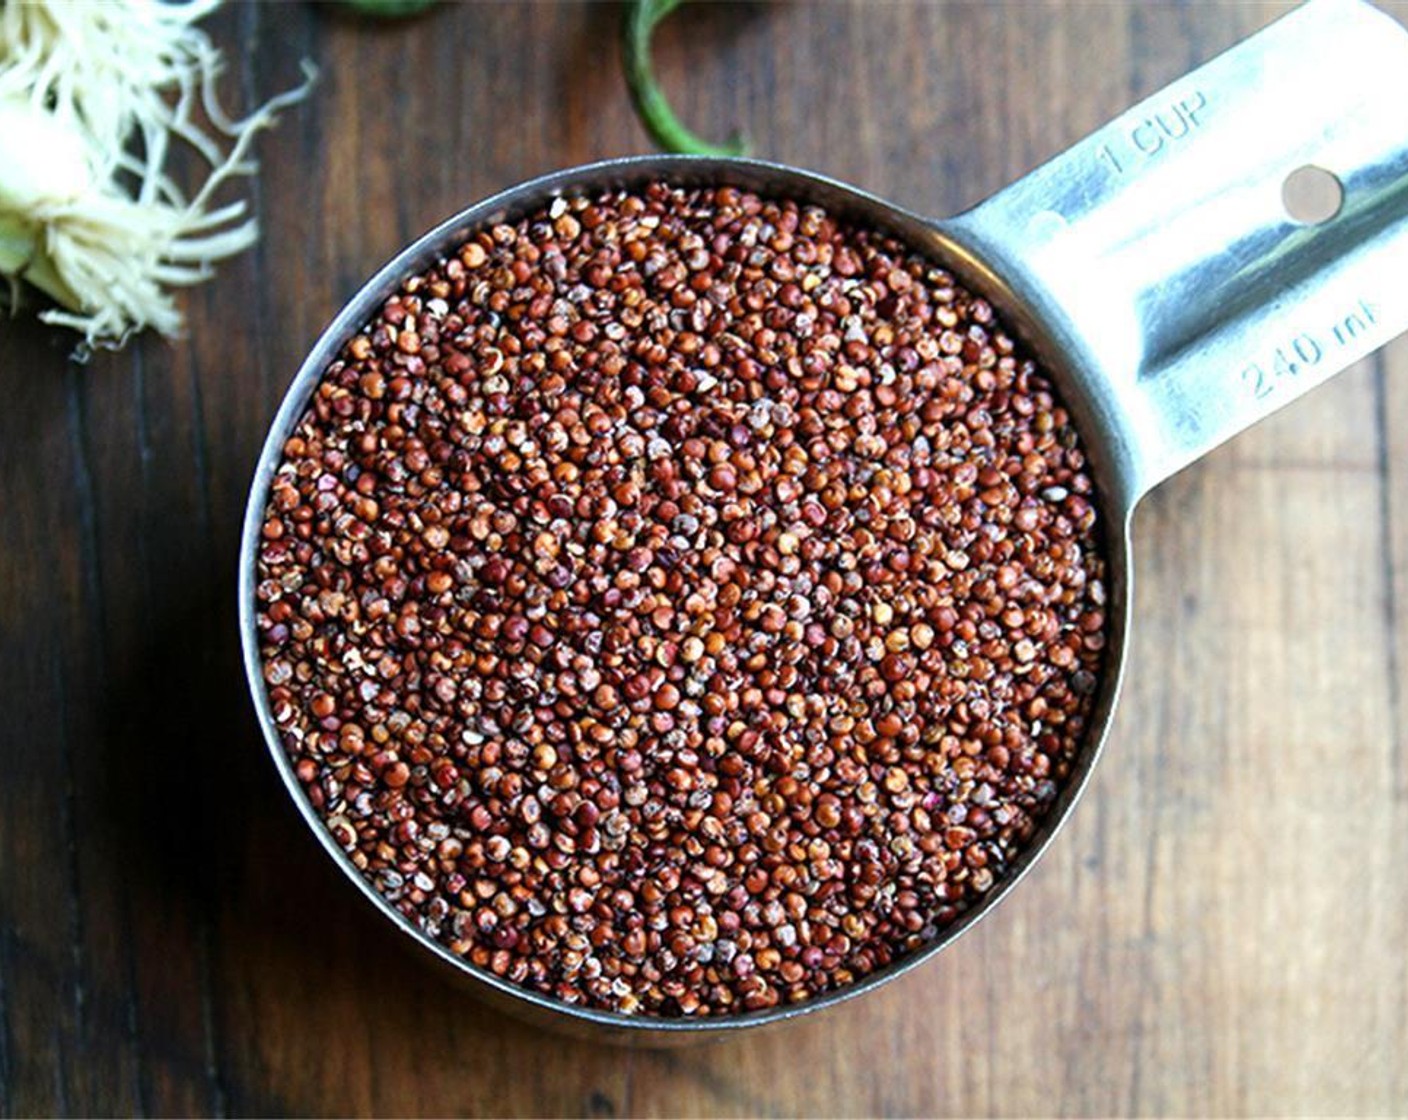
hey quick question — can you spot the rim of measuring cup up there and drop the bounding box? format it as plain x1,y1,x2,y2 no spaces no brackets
238,154,1134,1040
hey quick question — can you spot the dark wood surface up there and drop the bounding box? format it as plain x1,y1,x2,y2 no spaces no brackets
2,2,1406,1115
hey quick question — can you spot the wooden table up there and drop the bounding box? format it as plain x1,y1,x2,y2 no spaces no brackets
2,2,1405,1115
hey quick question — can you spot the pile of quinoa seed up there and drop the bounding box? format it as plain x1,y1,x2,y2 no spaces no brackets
255,183,1108,1017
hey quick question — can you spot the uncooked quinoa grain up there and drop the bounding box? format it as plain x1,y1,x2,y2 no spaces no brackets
255,183,1108,1017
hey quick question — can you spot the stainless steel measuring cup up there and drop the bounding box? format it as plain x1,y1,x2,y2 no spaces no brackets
239,0,1408,1043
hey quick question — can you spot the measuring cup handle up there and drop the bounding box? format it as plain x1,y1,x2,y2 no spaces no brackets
942,0,1408,507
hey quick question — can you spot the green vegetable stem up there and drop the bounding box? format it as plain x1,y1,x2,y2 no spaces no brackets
338,0,437,17
622,0,746,157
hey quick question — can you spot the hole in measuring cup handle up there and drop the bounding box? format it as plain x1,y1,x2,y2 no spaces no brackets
1282,165,1344,225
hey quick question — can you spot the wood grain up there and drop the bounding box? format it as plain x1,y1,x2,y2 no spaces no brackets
1,2,1405,1115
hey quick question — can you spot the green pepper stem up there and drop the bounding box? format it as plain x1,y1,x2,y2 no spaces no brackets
338,0,437,17
621,0,746,157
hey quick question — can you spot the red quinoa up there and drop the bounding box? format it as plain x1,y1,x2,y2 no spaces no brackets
255,183,1108,1016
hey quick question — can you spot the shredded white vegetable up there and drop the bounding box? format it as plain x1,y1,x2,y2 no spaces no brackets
0,0,312,348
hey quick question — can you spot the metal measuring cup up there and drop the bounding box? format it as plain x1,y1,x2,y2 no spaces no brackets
239,0,1408,1043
